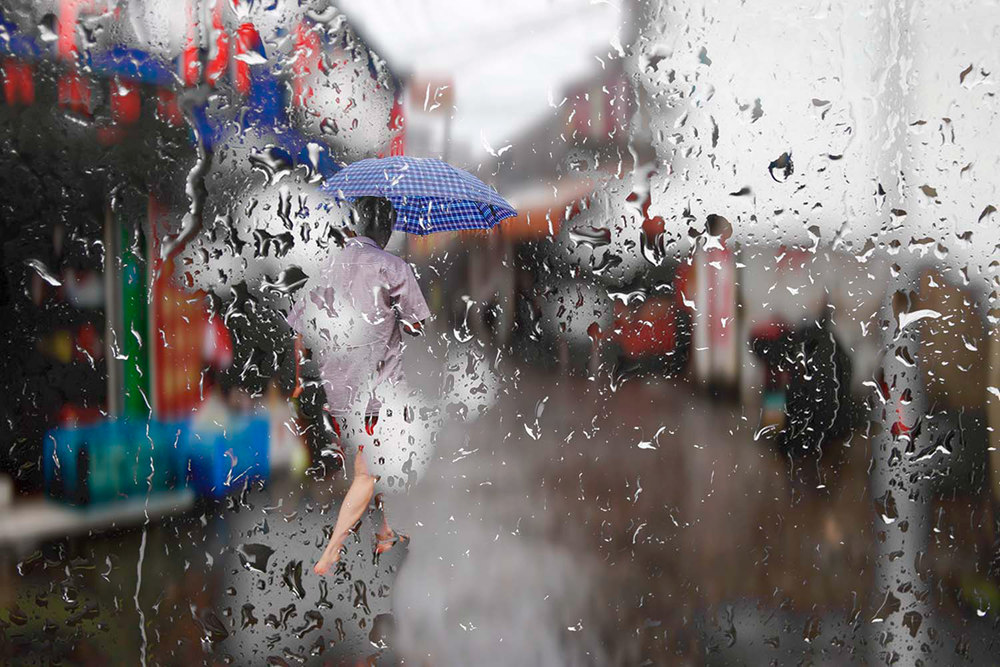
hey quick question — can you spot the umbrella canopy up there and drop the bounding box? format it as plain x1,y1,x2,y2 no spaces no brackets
321,156,517,235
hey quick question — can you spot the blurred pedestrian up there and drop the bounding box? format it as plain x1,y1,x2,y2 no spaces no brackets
288,196,430,574
779,312,854,457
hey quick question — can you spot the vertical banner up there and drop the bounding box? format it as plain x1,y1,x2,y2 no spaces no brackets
104,202,121,417
149,196,210,420
119,200,150,417
388,91,406,157
690,240,738,388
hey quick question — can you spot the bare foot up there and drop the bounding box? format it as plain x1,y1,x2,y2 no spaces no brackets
375,531,408,556
375,537,395,556
314,551,341,575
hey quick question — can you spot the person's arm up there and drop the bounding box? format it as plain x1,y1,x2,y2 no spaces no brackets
391,261,432,337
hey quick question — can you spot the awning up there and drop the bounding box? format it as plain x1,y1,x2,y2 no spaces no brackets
502,175,602,241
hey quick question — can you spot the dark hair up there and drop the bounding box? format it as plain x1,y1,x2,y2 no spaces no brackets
352,196,396,248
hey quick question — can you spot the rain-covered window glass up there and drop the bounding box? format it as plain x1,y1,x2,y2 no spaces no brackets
2,0,999,664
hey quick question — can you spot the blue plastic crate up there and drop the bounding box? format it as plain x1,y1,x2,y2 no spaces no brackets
43,423,95,503
44,419,190,505
176,416,269,499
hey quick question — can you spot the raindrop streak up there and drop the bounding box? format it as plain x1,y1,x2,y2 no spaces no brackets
569,225,612,248
317,579,333,609
159,89,214,265
295,610,324,639
609,288,647,305
26,259,61,286
253,229,295,258
898,309,941,332
38,13,58,43
903,611,923,638
234,50,267,66
590,251,623,275
282,559,306,599
241,603,258,629
261,267,308,296
135,527,148,667
239,543,275,573
875,490,898,525
453,298,474,343
352,580,371,615
640,230,670,266
194,606,230,645
249,146,293,185
768,151,794,182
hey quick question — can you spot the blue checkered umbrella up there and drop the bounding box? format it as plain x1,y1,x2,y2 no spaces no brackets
321,156,517,235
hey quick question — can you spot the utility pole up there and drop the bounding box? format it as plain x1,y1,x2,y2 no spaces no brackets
866,0,937,662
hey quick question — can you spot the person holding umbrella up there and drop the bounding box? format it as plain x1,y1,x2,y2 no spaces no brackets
288,157,516,575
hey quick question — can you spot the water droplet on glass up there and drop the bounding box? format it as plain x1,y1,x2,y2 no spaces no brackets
38,13,58,43
768,151,794,183
569,225,611,248
249,146,294,185
26,259,61,287
875,490,898,525
238,543,275,573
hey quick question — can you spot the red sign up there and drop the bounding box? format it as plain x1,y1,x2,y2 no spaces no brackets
148,196,225,419
2,60,34,105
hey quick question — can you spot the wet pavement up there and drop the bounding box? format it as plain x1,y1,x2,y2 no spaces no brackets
2,362,998,665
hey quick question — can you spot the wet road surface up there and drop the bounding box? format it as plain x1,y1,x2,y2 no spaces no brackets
2,364,997,664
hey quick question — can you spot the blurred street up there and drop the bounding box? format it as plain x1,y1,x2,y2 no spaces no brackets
4,355,997,664
2,0,1000,664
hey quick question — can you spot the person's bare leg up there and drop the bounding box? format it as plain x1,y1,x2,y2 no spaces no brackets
314,449,375,575
373,493,396,554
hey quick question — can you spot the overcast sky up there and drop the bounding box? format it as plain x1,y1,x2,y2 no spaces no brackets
337,0,626,155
